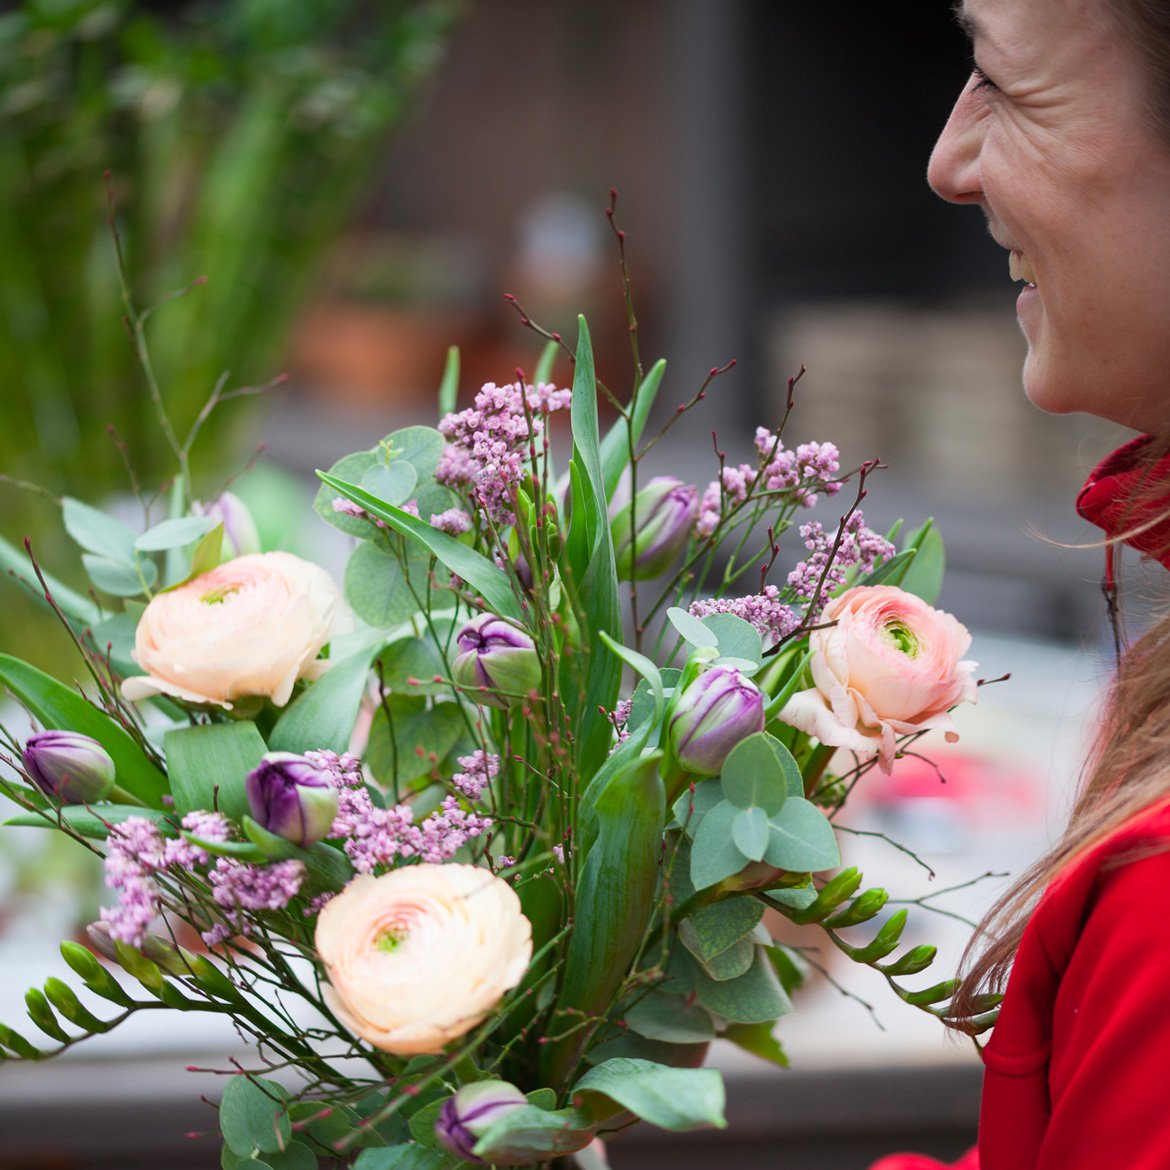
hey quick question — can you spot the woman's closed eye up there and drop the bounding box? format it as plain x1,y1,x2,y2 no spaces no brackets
970,63,999,92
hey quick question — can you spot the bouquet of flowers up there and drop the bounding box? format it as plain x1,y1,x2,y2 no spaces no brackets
0,215,992,1169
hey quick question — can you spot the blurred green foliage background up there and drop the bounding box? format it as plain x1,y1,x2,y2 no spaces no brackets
0,0,461,665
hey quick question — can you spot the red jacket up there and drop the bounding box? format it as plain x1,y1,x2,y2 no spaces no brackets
875,438,1170,1168
874,800,1170,1169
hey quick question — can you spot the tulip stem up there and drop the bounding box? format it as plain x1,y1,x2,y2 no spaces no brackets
108,784,148,807
803,744,836,797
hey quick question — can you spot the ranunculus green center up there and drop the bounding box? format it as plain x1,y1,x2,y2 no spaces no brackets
200,584,241,605
375,928,405,953
884,620,919,657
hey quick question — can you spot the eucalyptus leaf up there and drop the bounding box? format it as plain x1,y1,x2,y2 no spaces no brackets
692,933,754,982
629,668,681,733
314,450,379,536
82,553,157,598
693,949,792,1024
362,461,418,508
135,515,216,552
319,472,521,621
219,1074,291,1157
62,497,137,562
677,897,764,963
625,991,716,1044
0,532,100,626
762,797,841,873
723,1021,789,1068
666,607,718,649
720,733,789,816
731,806,770,861
376,637,449,696
689,800,749,891
572,1058,727,1132
365,699,465,789
670,777,722,834
703,613,763,669
353,1146,457,1170
261,1141,318,1170
344,542,433,629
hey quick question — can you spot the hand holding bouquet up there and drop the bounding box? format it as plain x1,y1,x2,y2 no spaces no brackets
0,216,989,1169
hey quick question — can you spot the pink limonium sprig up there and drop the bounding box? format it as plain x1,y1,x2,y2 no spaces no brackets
307,748,495,875
204,859,305,947
436,379,572,526
787,511,895,622
99,811,307,950
689,586,800,651
694,434,843,539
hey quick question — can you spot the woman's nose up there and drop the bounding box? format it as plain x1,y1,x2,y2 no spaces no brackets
927,82,984,205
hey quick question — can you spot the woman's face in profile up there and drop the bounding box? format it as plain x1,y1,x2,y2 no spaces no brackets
928,0,1170,434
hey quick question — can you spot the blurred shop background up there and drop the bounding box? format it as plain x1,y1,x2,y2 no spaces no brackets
0,2,1143,1167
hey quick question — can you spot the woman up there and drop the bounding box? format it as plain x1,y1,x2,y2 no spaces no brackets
875,0,1170,1167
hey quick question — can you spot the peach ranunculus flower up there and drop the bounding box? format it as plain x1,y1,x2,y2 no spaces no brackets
779,585,977,774
315,864,532,1056
121,552,343,709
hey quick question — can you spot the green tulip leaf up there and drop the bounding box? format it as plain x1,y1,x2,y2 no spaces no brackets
319,471,522,622
164,721,267,822
0,654,168,806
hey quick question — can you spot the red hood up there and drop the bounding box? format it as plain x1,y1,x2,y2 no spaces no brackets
1076,435,1170,581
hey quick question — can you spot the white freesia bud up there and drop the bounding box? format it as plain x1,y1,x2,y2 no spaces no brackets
315,864,532,1056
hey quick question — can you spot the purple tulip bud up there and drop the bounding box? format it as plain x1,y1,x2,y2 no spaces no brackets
245,752,339,847
612,477,699,581
452,614,541,708
670,665,765,776
22,731,116,803
192,491,261,559
436,1080,529,1164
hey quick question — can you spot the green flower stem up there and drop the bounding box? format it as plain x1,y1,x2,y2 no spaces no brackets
803,743,837,797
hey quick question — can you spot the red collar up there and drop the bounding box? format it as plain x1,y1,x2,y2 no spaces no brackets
1076,435,1170,585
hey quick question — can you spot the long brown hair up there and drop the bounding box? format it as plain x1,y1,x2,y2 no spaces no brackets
950,425,1170,1025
